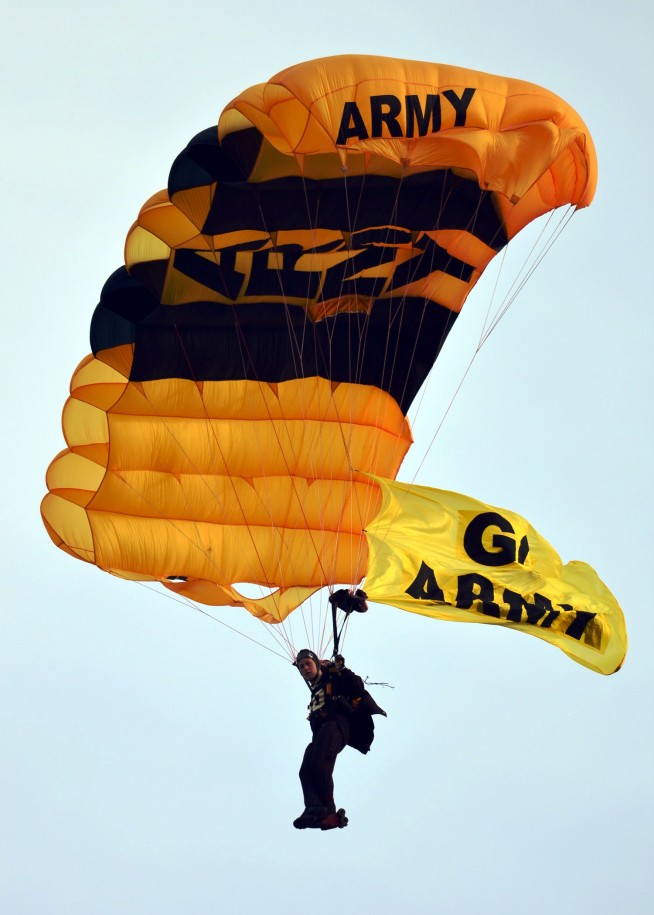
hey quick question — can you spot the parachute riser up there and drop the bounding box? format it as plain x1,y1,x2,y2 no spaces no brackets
328,588,369,658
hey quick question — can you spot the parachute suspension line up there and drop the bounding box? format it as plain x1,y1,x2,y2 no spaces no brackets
478,206,576,347
393,175,487,416
272,169,375,652
121,311,312,657
306,161,378,649
331,166,487,596
410,206,577,482
322,197,377,654
191,198,340,653
398,182,504,433
324,161,424,605
249,160,373,628
324,159,361,594
397,183,498,439
305,165,365,605
107,459,230,584
235,372,326,652
143,320,288,617
134,581,291,661
333,164,420,619
393,194,508,478
352,176,452,576
142,172,567,654
362,168,473,452
242,199,340,595
348,166,405,389
298,169,380,655
252,158,389,657
98,351,209,544
181,224,352,655
114,321,278,614
104,440,294,659
362,193,567,568
356,173,490,576
330,165,414,589
475,243,510,350
345,169,419,582
299,173,351,597
410,356,479,482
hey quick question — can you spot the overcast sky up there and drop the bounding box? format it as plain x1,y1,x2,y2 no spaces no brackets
2,2,652,913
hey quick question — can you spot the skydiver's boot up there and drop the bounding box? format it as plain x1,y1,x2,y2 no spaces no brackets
319,808,349,830
293,805,328,829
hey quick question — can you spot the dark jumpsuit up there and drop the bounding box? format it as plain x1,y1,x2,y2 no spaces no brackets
299,665,377,815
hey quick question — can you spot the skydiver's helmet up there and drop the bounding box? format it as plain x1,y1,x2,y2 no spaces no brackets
294,648,321,676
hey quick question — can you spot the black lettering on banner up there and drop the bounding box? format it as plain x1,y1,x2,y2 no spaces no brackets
503,588,556,627
406,94,441,136
405,561,445,601
173,248,247,300
456,572,500,618
517,535,530,564
336,102,369,144
442,88,476,126
351,227,413,247
335,89,477,144
244,246,322,300
386,233,474,290
176,236,457,304
404,560,599,643
463,512,518,567
563,608,597,641
176,233,468,305
370,95,403,138
320,242,397,301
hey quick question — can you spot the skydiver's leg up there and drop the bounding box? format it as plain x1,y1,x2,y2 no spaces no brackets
299,741,322,810
306,719,348,814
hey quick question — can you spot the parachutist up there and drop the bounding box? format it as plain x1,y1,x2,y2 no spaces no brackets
292,648,386,830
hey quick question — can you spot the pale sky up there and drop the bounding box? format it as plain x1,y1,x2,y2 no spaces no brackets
2,2,652,913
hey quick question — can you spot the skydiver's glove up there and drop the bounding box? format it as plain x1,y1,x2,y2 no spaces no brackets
329,589,368,614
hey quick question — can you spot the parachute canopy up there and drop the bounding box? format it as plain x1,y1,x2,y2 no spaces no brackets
42,55,597,623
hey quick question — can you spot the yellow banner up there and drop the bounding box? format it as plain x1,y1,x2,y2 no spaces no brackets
364,478,627,675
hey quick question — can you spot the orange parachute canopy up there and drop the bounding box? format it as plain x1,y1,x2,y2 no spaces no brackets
41,55,596,623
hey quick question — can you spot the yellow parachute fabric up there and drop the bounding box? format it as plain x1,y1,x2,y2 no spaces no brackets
42,56,597,622
364,478,627,675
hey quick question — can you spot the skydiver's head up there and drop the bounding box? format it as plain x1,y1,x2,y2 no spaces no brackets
294,648,321,683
